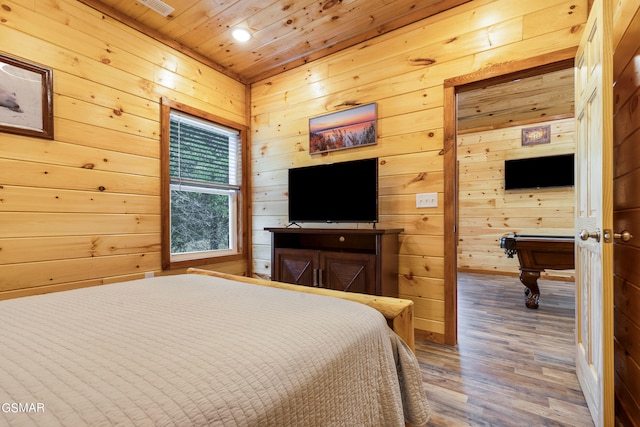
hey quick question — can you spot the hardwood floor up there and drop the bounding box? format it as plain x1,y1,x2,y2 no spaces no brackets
416,272,594,426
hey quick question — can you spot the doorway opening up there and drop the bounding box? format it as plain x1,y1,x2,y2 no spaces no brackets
442,52,576,345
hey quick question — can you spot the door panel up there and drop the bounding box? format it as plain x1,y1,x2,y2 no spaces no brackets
612,0,640,423
320,252,375,295
274,248,318,286
573,0,615,425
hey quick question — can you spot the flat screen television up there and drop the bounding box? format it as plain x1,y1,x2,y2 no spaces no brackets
504,153,574,190
288,158,378,223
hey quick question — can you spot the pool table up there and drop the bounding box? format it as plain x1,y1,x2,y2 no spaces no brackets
499,233,575,309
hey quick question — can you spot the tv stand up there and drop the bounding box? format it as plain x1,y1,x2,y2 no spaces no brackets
265,228,403,297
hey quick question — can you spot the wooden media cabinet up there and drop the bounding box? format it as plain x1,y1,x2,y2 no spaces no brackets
266,228,403,297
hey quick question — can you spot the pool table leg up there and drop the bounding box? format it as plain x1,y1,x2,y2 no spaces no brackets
519,269,541,309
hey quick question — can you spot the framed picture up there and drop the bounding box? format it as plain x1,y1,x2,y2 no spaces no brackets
0,54,54,139
521,125,550,146
309,103,376,154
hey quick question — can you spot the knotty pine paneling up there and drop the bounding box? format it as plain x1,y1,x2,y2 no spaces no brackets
250,0,586,340
458,118,576,279
457,68,574,131
0,0,247,295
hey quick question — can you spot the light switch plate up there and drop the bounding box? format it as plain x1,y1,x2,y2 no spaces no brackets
416,192,438,208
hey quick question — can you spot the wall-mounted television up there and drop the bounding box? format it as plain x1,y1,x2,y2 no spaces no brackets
504,153,574,190
288,158,378,223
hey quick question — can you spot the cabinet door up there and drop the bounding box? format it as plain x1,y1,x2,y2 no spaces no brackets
273,248,318,287
320,252,376,295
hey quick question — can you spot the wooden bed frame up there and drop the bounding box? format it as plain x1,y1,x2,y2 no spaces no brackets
187,268,416,351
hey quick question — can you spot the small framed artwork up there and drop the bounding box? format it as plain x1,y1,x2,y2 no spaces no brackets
309,103,377,154
0,53,54,139
521,125,550,146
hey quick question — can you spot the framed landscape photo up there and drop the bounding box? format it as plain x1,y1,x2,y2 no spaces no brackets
0,54,54,139
309,103,376,154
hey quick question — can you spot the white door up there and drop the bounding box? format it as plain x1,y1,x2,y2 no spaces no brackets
573,0,614,425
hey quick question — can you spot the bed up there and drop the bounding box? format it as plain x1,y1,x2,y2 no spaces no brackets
0,268,430,426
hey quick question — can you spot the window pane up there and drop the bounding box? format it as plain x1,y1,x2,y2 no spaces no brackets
169,112,240,187
170,189,230,254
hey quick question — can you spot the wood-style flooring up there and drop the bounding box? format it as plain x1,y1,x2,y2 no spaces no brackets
416,272,594,426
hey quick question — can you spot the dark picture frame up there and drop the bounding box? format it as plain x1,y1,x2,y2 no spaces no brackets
309,103,376,154
0,53,54,139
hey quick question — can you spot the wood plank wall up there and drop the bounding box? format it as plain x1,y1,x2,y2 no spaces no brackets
250,0,587,339
612,0,640,424
457,118,576,280
0,0,247,298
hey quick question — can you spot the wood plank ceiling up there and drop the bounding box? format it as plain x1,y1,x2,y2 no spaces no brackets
457,67,575,132
78,0,471,84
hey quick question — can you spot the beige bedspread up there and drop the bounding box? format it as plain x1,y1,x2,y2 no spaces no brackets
0,274,430,426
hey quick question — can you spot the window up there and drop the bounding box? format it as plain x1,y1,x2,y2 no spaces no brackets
161,98,246,269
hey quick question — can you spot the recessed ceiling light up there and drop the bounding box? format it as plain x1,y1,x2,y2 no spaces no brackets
232,28,251,42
